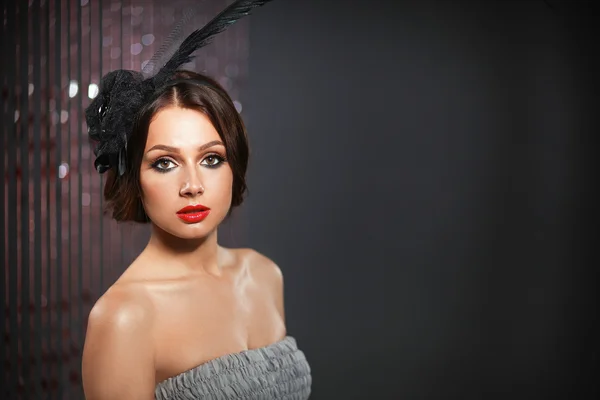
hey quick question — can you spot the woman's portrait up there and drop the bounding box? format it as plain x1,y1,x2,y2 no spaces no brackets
81,68,311,398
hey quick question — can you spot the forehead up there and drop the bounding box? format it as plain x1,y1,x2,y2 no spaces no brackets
146,106,220,149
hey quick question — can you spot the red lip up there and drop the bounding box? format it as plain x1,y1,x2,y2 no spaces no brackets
177,204,209,214
176,204,211,223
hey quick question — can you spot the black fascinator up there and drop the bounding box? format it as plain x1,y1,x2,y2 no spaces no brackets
85,0,273,175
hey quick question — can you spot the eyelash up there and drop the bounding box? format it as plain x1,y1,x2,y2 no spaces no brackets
150,154,227,173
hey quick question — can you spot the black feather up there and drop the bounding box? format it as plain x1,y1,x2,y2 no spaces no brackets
142,6,198,76
152,0,272,87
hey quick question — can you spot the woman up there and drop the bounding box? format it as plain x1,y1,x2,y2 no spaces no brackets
80,2,311,399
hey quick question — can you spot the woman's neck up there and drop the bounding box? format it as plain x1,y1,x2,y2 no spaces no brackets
143,224,223,277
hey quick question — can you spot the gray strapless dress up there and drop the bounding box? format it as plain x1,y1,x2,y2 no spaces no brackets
154,336,311,400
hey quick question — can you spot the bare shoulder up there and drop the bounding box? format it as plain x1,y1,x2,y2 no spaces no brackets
82,284,156,399
84,283,153,333
234,248,285,320
236,248,284,286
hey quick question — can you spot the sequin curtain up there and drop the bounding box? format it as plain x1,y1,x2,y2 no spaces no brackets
1,0,251,398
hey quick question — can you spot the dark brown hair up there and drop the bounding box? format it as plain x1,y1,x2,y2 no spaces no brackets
103,70,249,223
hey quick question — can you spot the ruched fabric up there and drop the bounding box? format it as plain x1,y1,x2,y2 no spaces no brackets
155,336,311,399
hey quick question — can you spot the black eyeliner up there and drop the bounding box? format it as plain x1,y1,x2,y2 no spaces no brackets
150,157,176,173
202,154,227,169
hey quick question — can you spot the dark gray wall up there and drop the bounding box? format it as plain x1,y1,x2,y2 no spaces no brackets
238,0,598,399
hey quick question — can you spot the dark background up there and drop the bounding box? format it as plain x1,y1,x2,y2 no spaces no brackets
235,0,598,398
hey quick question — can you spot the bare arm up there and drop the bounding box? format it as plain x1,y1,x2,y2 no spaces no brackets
82,289,156,400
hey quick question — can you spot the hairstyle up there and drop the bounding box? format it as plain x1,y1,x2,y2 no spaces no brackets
102,70,249,223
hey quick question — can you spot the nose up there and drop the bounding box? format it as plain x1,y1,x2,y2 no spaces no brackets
179,168,205,198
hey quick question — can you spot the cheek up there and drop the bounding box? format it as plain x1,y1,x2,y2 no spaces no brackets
139,172,171,207
208,168,234,202
223,167,235,197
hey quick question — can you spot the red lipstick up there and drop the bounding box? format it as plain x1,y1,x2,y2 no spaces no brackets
176,204,210,223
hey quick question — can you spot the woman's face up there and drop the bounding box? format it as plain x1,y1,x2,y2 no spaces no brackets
139,106,233,240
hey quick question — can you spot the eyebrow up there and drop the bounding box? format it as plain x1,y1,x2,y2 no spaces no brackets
145,140,224,154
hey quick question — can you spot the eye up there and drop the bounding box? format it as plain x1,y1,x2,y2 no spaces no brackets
151,158,177,172
201,154,225,168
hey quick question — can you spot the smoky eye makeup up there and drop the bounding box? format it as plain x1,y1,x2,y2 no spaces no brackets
150,157,177,173
200,153,227,168
148,152,227,173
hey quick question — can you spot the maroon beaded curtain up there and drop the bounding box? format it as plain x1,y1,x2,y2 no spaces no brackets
1,1,251,398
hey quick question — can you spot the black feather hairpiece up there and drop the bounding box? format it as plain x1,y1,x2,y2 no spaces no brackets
85,0,273,175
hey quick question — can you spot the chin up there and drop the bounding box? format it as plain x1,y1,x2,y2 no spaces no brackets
178,226,216,240
163,221,214,240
